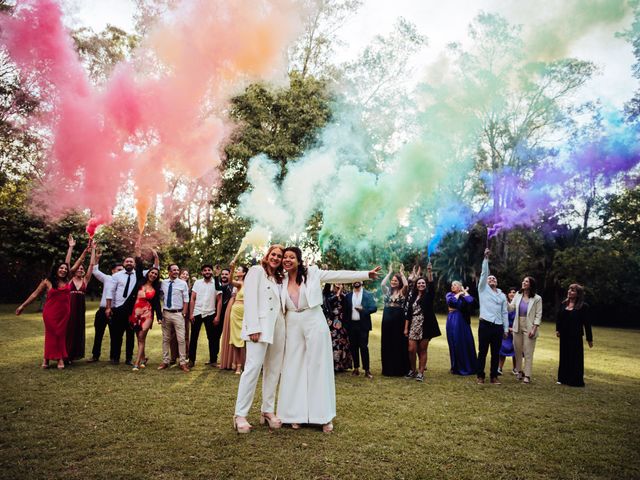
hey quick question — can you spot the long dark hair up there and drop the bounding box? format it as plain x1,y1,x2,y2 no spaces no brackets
284,246,307,285
562,283,585,310
145,267,162,291
411,276,427,300
48,262,70,288
521,276,537,297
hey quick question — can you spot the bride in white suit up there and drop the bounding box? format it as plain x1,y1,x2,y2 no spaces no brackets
233,244,285,433
278,246,380,433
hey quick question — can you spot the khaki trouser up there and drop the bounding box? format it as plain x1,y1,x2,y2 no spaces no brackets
513,318,537,377
162,311,187,365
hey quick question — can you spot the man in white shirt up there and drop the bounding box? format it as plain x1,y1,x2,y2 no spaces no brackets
188,264,221,368
105,250,159,365
87,245,123,362
158,264,190,372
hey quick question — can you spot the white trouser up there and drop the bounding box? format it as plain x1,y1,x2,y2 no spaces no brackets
513,323,537,377
234,313,285,417
277,306,336,424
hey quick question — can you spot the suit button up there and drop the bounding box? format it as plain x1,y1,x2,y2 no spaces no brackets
267,286,270,289
269,297,272,300
270,307,273,311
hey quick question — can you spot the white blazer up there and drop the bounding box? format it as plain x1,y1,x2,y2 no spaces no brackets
509,292,543,337
280,265,370,311
241,265,284,344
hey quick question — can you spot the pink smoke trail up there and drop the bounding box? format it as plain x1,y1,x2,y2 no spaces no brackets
0,0,300,233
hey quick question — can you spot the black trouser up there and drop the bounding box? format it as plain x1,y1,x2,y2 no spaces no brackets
477,319,503,379
109,306,135,363
91,307,111,360
348,321,370,371
188,314,219,364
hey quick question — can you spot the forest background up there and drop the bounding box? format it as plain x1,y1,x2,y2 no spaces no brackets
1,0,639,326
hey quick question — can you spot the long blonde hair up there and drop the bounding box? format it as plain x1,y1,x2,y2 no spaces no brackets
260,244,285,283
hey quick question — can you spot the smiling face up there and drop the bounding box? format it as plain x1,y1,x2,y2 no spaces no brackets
168,264,180,279
522,277,530,291
267,247,284,271
487,275,498,289
220,269,230,284
147,268,159,282
202,267,213,279
451,281,462,293
123,257,135,272
416,278,427,291
57,264,69,279
282,250,299,273
179,269,190,281
390,275,399,288
75,265,85,278
567,285,577,300
234,266,246,280
508,289,517,302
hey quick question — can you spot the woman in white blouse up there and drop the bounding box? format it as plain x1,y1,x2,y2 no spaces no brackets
233,244,285,433
508,276,543,384
277,246,380,433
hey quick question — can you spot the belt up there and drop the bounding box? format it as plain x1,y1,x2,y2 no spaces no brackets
479,318,500,325
163,308,182,313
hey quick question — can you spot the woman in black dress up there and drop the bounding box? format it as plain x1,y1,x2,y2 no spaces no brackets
556,283,593,387
380,263,409,376
403,263,441,382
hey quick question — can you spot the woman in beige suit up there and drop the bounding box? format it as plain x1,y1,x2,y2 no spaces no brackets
508,276,542,384
233,244,285,433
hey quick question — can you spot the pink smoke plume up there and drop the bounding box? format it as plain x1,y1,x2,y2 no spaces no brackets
0,0,299,233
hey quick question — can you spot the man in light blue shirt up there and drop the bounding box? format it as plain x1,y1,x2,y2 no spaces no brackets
477,248,509,384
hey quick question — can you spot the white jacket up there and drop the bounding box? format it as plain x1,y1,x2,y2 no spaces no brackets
509,292,543,337
280,265,370,311
241,265,284,344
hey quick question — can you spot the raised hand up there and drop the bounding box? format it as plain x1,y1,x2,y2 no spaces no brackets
388,262,393,274
68,234,76,248
368,266,382,280
484,248,491,259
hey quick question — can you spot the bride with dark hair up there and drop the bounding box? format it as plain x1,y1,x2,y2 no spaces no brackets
277,246,380,433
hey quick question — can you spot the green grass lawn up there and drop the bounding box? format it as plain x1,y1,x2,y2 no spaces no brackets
0,302,638,479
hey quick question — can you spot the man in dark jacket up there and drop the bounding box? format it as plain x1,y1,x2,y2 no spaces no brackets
343,282,377,378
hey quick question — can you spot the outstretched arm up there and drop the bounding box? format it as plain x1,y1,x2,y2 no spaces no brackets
479,249,490,292
16,280,49,315
70,243,90,275
84,245,96,285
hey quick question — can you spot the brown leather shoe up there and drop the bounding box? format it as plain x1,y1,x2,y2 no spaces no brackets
364,371,373,379
476,377,485,384
179,363,190,373
157,363,169,370
490,378,502,385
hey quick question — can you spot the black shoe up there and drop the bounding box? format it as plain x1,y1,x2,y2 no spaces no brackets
125,360,133,366
86,357,99,363
110,359,120,365
404,370,416,379
188,361,195,368
170,360,177,366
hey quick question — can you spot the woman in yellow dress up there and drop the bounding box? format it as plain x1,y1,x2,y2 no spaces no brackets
229,265,248,375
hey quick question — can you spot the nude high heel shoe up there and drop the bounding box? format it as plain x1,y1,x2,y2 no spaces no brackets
322,422,334,434
260,413,282,430
233,416,252,434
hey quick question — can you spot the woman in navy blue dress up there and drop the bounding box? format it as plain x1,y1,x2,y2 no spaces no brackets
498,287,517,375
445,281,477,376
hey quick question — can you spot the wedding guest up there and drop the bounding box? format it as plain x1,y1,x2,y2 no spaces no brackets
217,267,235,370
509,276,542,384
233,245,285,434
106,248,159,365
322,283,353,372
380,263,409,377
277,246,380,433
170,268,192,363
556,284,593,387
228,265,248,375
403,262,440,382
476,249,509,385
445,281,477,376
15,235,85,369
498,287,517,375
188,264,220,368
126,253,162,371
65,237,94,363
343,281,378,379
157,264,190,372
88,247,123,362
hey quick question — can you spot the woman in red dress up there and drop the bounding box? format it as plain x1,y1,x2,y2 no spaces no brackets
123,253,163,371
15,235,88,369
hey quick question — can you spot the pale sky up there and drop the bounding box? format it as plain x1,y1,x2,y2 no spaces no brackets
67,0,636,109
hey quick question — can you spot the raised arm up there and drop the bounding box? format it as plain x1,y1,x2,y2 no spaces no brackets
84,245,96,284
242,266,262,337
70,240,91,275
65,234,75,265
425,261,433,283
398,264,408,296
16,280,49,315
479,249,490,292
318,266,381,284
151,248,159,269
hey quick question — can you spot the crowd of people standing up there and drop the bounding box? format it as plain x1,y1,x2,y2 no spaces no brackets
15,236,594,433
